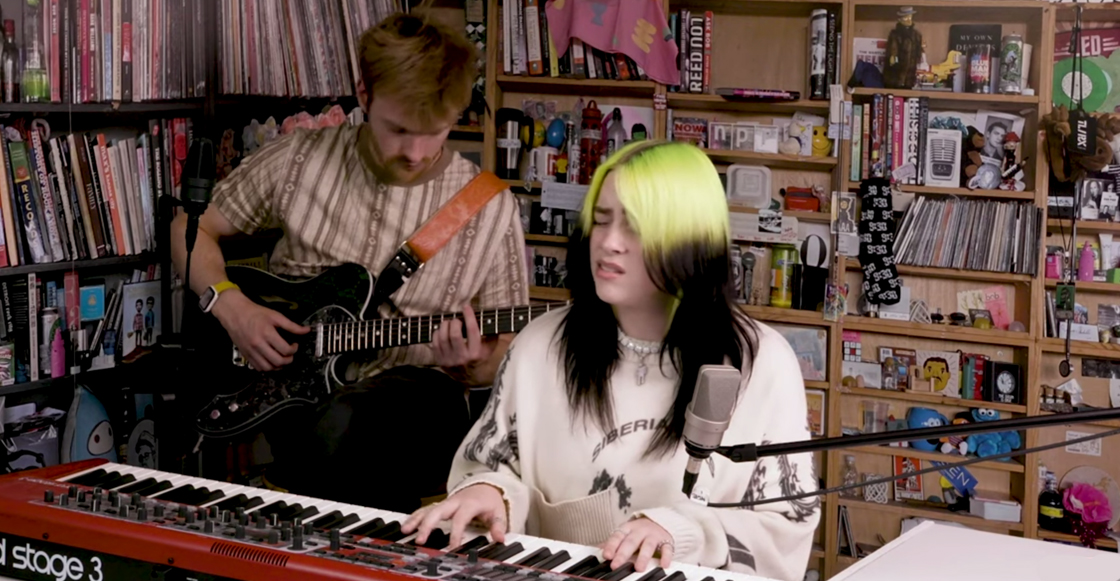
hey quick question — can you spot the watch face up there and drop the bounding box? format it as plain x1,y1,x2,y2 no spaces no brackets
199,288,216,311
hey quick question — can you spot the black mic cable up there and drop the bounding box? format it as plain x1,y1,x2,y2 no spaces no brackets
708,426,1120,509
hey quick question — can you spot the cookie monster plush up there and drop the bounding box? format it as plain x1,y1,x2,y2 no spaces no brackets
966,408,1021,458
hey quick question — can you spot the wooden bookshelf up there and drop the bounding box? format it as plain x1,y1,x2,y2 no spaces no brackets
741,304,831,327
849,86,1040,109
838,497,1025,532
845,182,1037,201
730,206,832,224
844,258,1034,284
0,101,206,114
704,149,838,170
845,444,1026,473
524,234,569,245
0,253,158,279
1043,279,1119,293
528,286,571,301
842,386,1028,414
842,317,1033,348
666,93,830,114
1040,338,1120,360
496,75,657,97
1045,219,1120,235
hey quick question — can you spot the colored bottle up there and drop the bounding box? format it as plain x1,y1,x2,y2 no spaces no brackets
840,455,861,498
605,108,627,157
1,19,18,102
50,327,65,378
21,0,48,102
1038,471,1068,533
1078,241,1095,282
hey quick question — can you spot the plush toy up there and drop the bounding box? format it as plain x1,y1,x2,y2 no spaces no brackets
906,407,948,452
61,386,117,463
965,408,1021,458
940,411,971,455
1041,105,1120,182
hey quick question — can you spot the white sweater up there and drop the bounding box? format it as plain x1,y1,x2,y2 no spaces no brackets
447,307,820,581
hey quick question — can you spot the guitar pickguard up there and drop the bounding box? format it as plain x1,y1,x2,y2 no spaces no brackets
195,305,356,438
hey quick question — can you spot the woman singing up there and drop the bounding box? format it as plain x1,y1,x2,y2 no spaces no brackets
403,140,819,581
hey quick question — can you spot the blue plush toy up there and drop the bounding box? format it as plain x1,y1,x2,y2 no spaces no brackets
61,386,118,463
966,408,1021,458
906,407,949,452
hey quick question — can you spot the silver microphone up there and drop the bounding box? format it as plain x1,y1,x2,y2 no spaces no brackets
682,365,741,496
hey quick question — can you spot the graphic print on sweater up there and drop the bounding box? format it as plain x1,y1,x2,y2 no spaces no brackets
740,440,819,524
588,469,635,511
462,345,519,474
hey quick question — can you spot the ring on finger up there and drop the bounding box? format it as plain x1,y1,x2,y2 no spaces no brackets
611,527,628,537
657,540,674,551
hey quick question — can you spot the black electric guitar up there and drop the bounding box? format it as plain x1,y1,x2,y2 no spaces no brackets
194,262,566,438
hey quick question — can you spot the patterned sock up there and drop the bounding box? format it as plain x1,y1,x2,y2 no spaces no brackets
858,178,902,305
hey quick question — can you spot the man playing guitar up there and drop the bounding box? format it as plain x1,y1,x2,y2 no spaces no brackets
170,11,529,513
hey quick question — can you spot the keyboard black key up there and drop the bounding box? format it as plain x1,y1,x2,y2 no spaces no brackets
579,560,614,579
213,494,252,512
478,543,509,560
115,478,156,494
100,473,138,490
348,518,386,538
368,521,403,541
515,547,552,567
334,513,361,530
66,469,108,486
413,529,450,550
634,568,667,581
309,510,344,529
562,556,600,576
152,485,197,503
699,577,714,581
600,563,636,581
120,479,173,497
663,572,687,581
253,501,289,519
449,535,490,555
535,550,571,570
489,543,525,562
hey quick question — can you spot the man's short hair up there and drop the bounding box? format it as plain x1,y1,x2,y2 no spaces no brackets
359,12,478,128
987,121,1009,134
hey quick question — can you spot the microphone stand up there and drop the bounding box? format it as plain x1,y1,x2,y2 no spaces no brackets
715,405,1120,463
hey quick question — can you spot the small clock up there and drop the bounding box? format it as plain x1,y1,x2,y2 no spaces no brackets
983,361,1022,404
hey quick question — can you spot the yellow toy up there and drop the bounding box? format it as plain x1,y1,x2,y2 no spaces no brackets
812,126,833,157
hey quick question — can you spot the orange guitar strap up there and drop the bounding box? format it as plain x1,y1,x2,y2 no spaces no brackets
372,170,508,306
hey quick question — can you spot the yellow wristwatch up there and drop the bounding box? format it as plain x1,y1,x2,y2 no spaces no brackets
200,281,240,313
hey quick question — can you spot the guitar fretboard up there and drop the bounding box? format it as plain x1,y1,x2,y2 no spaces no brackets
319,302,569,356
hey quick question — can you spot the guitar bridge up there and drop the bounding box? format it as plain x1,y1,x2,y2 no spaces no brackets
315,323,325,358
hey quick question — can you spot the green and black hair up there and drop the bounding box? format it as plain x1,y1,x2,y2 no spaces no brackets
557,140,759,458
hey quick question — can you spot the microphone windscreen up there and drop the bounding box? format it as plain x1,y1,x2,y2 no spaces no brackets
691,365,740,423
182,138,216,206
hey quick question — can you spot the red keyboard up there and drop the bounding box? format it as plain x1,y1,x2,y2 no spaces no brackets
0,460,775,581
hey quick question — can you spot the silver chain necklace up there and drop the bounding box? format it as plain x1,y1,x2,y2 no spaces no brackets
618,329,661,385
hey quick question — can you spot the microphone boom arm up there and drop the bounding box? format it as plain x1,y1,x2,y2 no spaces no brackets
715,405,1120,464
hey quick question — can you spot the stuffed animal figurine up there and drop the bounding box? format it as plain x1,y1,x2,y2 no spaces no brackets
907,407,948,452
940,411,971,455
61,386,117,463
1041,105,1120,182
966,408,1022,458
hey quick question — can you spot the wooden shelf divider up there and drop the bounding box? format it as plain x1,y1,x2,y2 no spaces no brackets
841,386,1027,414
842,317,1033,347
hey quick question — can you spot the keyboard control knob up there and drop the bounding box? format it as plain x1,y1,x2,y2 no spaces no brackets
120,505,131,519
90,499,100,512
154,505,165,518
234,525,246,540
425,562,440,577
303,522,314,535
210,506,219,519
137,508,148,521
291,531,304,551
68,486,78,498
44,490,54,503
268,530,280,545
59,494,69,507
281,527,292,542
93,487,102,497
329,529,341,551
204,520,215,534
467,549,478,564
185,511,196,524
132,493,143,506
77,491,86,503
238,513,249,526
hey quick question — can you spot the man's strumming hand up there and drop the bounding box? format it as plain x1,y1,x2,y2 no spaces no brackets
212,290,310,372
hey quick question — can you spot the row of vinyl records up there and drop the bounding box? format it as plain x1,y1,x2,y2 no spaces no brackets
0,265,158,385
892,196,1042,276
217,0,406,98
29,0,206,104
0,117,191,268
499,0,648,81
